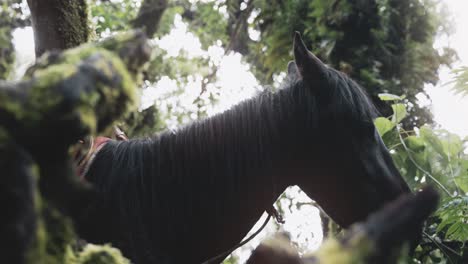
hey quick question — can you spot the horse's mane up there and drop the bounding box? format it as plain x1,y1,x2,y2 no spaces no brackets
324,68,378,122
84,68,377,263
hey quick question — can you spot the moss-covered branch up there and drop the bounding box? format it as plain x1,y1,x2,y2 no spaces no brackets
0,143,36,263
0,31,151,264
0,31,150,149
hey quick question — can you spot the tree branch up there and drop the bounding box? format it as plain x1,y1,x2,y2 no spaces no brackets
131,0,168,38
0,33,151,260
0,143,36,264
226,0,255,55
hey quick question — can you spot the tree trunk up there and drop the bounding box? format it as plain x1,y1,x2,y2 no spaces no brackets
132,0,168,38
27,0,89,58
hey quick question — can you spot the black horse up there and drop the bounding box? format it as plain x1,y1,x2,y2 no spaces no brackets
81,33,410,263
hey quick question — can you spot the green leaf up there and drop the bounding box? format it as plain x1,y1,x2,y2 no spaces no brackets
455,160,468,193
374,117,395,137
436,196,468,241
405,136,425,152
378,93,405,101
391,103,407,124
420,126,447,162
455,176,468,194
450,66,468,97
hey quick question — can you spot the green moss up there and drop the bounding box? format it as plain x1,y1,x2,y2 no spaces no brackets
58,0,89,49
96,30,151,79
24,163,127,264
96,31,137,52
44,206,77,261
22,161,78,264
67,244,130,264
72,48,138,132
309,232,374,264
77,106,98,135
26,189,77,264
2,67,72,124
4,45,138,135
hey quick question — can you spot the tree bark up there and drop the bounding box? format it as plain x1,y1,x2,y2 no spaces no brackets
132,0,168,38
226,0,255,55
26,0,89,58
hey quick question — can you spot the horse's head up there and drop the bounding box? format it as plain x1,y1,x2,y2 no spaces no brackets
289,32,410,227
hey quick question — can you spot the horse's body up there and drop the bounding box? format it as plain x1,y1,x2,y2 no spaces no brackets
80,34,410,263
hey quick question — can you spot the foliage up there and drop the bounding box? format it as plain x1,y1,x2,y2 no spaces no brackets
87,0,458,134
128,0,459,131
436,197,468,241
186,1,228,50
90,0,141,38
450,66,468,97
89,0,225,134
250,0,456,128
375,93,468,262
0,0,29,80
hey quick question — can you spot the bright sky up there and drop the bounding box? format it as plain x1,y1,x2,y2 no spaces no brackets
10,0,468,261
425,0,468,137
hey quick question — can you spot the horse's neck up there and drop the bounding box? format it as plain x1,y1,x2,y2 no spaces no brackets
87,80,317,263
150,83,314,262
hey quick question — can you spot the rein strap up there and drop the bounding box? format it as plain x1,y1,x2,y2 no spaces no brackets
202,205,284,264
201,214,272,264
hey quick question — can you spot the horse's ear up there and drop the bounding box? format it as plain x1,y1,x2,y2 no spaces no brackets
293,32,327,79
287,61,300,79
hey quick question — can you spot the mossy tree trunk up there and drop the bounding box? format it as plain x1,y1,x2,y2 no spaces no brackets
26,0,168,59
0,1,168,262
26,0,89,58
0,31,151,264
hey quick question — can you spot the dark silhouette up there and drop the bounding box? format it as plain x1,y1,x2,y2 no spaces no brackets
0,144,36,264
81,33,410,263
